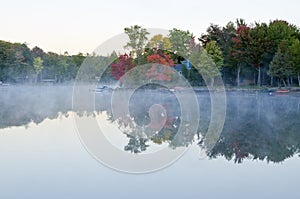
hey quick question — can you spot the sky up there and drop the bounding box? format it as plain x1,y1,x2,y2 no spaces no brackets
1,0,300,55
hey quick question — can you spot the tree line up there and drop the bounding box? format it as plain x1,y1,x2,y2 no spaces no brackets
0,41,85,83
1,19,300,87
114,20,300,87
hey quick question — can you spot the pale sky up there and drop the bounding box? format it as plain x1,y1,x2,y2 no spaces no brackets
1,0,299,55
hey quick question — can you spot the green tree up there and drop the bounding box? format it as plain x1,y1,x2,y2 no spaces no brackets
69,52,85,80
57,55,68,82
267,20,297,57
190,45,219,87
0,41,34,82
269,45,293,87
205,41,223,71
146,34,172,50
124,25,149,60
43,52,58,80
289,39,300,86
248,22,270,86
168,28,194,59
199,24,223,47
0,40,11,81
266,20,298,86
33,57,44,82
199,22,236,85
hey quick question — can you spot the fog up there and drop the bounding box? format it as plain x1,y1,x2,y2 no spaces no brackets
0,85,73,128
1,85,300,163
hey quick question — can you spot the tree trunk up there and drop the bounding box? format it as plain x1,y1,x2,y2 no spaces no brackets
210,77,214,88
282,79,287,87
262,68,265,86
236,64,241,87
257,67,261,86
35,74,38,84
298,73,300,87
271,76,273,86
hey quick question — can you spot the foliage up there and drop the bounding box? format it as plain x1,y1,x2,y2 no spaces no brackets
124,25,149,58
190,45,219,86
248,22,270,67
146,50,175,66
146,34,172,50
289,39,300,76
110,54,134,80
169,28,194,58
205,41,223,70
32,46,45,58
0,39,86,83
230,22,251,64
33,57,44,82
1,20,300,87
269,45,293,86
0,41,33,82
267,20,297,56
145,50,175,82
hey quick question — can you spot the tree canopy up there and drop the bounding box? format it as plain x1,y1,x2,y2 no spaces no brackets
1,19,300,87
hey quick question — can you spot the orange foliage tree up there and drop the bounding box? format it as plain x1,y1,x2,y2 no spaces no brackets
145,50,175,82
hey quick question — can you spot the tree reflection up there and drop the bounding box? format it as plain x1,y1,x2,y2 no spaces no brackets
205,92,300,163
124,135,149,153
98,90,300,163
1,85,300,164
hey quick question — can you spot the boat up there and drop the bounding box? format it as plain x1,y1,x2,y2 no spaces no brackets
276,89,290,93
95,85,113,93
275,89,290,95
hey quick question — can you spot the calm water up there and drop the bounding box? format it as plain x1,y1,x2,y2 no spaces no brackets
0,85,299,199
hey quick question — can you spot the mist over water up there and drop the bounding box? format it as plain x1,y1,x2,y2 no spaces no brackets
1,85,300,163
1,85,300,198
0,85,73,128
214,91,300,163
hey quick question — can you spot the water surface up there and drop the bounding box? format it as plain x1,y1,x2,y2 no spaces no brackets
0,85,299,198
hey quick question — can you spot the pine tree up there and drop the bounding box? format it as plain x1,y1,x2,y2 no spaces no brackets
269,48,292,87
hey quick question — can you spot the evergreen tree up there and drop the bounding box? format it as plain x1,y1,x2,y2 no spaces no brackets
269,47,292,87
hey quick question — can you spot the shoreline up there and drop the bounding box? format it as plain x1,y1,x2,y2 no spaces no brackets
2,83,300,93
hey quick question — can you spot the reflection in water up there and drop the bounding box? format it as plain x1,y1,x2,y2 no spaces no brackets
1,85,300,163
210,92,300,163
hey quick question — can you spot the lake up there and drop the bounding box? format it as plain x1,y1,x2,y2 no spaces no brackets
0,85,299,199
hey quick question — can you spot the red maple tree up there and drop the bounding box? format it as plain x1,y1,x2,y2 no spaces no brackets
146,51,175,81
230,25,251,61
146,51,175,66
110,54,134,80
